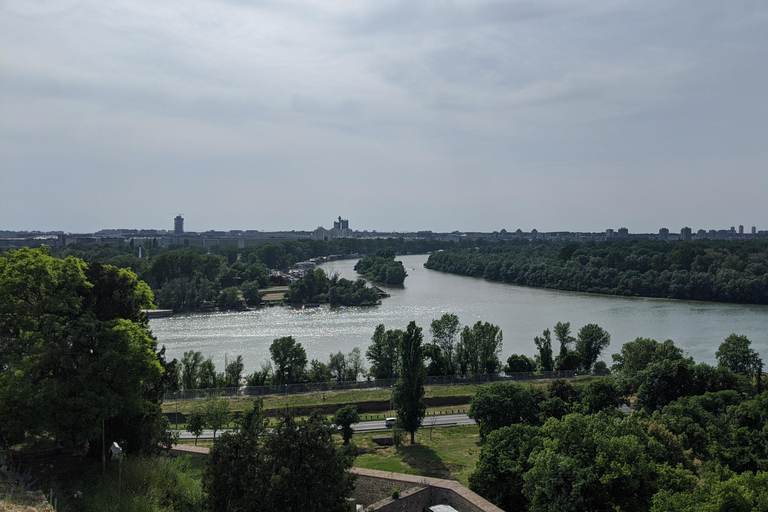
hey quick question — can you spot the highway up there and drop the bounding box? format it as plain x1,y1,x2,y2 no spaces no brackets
176,413,476,440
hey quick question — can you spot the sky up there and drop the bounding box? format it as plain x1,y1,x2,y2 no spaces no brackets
1,0,767,234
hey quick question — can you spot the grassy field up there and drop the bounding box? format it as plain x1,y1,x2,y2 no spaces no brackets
353,425,482,487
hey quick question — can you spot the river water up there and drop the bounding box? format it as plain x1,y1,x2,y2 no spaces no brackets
150,254,768,374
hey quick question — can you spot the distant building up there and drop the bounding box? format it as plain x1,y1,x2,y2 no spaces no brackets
739,225,744,235
753,226,757,235
174,215,184,234
681,227,692,241
331,216,352,238
658,228,669,241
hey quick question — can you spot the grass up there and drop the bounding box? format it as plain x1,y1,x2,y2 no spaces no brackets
163,382,485,416
41,455,207,512
163,376,592,418
353,425,483,487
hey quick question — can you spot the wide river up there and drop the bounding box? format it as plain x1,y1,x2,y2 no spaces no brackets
150,254,768,374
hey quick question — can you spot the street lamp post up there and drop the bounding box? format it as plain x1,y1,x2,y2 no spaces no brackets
111,442,123,512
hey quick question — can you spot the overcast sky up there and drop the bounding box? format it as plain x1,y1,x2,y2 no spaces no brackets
1,0,767,234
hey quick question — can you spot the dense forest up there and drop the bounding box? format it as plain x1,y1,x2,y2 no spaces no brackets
32,237,455,311
468,335,767,511
425,239,768,304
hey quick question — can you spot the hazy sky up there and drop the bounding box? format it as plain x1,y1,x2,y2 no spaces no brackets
2,0,767,234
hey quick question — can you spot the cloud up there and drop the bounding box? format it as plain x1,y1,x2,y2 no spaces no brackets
1,0,767,232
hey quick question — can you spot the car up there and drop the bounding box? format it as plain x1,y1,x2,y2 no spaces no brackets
384,417,397,428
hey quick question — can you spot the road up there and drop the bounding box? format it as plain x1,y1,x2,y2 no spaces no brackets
176,413,476,440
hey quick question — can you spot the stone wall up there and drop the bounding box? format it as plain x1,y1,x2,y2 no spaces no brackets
350,468,504,512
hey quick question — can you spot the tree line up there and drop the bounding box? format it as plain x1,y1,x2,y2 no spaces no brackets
425,238,768,304
30,237,456,312
171,313,507,391
468,334,766,511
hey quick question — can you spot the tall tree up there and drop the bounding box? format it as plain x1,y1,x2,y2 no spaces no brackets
553,321,580,371
328,351,347,381
575,323,611,372
345,347,365,381
534,328,554,372
392,321,426,444
457,321,503,375
181,350,203,390
366,324,401,379
224,354,244,388
430,313,461,374
198,357,218,389
716,334,763,391
270,336,307,385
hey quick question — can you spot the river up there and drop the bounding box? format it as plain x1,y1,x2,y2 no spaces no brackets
149,254,768,374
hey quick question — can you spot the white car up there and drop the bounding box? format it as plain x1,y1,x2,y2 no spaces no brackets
385,417,397,428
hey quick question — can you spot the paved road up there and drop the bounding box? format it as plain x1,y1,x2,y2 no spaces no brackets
176,413,476,440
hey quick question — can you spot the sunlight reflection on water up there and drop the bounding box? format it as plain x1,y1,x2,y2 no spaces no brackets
150,255,768,373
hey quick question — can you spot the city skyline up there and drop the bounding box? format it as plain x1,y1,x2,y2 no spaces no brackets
2,1,767,233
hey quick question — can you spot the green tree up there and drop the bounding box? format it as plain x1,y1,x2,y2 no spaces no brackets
580,377,623,414
181,350,203,390
469,424,545,511
575,323,611,372
308,359,332,382
469,382,547,438
205,404,355,512
611,338,685,395
534,328,554,372
392,321,426,444
345,347,365,381
716,334,763,391
202,395,232,441
554,321,575,360
241,280,262,307
198,357,218,389
505,354,536,374
186,411,205,446
332,404,360,444
553,321,580,371
0,248,169,454
224,355,244,388
457,321,503,375
270,336,307,385
218,286,241,310
430,313,461,374
366,324,401,379
328,351,347,381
